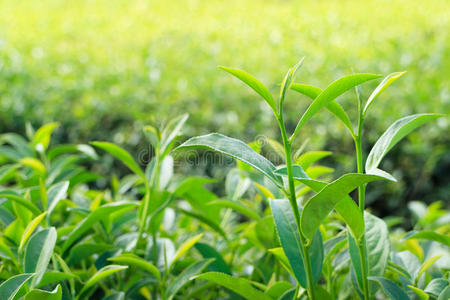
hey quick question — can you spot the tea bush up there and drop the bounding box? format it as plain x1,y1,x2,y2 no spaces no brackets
0,62,448,299
0,0,449,213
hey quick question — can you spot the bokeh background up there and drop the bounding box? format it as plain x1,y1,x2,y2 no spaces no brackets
0,0,448,218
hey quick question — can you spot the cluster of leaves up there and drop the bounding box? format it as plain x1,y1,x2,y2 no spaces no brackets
0,64,448,299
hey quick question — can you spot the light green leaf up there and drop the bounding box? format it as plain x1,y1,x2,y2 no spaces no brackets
108,253,160,281
270,199,323,287
300,173,386,241
279,58,304,110
177,133,281,186
408,285,429,300
47,181,69,216
0,191,41,215
20,158,46,175
91,142,145,179
194,272,271,300
19,211,47,252
160,114,189,156
404,230,450,247
61,201,138,253
368,277,410,300
291,83,354,134
33,122,59,151
166,259,214,300
264,281,293,298
171,233,203,267
291,73,381,141
0,273,34,300
78,265,128,298
268,248,294,277
363,72,406,116
416,255,443,283
24,227,57,287
295,150,332,169
24,284,62,300
176,208,227,239
208,200,261,221
219,66,277,114
366,113,443,172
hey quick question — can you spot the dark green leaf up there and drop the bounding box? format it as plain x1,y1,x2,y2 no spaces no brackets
0,273,34,300
368,277,410,300
24,227,57,287
194,272,271,300
177,133,281,186
166,259,214,300
195,243,231,274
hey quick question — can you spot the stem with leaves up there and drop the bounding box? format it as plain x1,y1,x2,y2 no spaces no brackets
354,87,370,300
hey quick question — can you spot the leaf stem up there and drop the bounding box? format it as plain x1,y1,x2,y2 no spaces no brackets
355,116,370,300
277,115,316,300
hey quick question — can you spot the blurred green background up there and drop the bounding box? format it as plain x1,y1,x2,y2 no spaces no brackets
0,0,448,216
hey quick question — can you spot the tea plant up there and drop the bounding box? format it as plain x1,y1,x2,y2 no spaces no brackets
177,59,447,299
0,64,448,299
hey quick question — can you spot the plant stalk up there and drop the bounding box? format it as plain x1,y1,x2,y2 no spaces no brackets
277,116,316,300
355,135,370,300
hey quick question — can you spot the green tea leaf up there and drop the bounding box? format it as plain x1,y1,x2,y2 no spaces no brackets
108,253,160,281
438,286,450,300
404,230,450,247
78,265,127,298
0,273,34,300
24,284,62,300
47,181,69,216
91,142,145,179
177,133,281,186
279,58,304,110
366,113,443,172
291,83,354,134
424,278,449,297
194,272,271,300
37,272,77,288
19,211,47,252
0,190,41,215
176,208,227,239
208,200,260,221
219,66,277,114
171,233,203,267
195,243,231,274
20,158,46,175
291,73,381,141
349,213,390,294
24,227,57,287
166,259,214,300
270,199,323,287
62,201,138,253
160,114,189,156
368,277,410,300
295,150,332,169
363,72,406,116
67,243,115,266
300,173,386,241
416,255,443,283
33,122,59,151
264,281,293,298
408,285,429,300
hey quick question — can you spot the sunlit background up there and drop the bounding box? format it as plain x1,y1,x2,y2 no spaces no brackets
0,0,448,217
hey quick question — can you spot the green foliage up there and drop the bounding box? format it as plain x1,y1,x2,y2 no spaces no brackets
0,60,447,300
